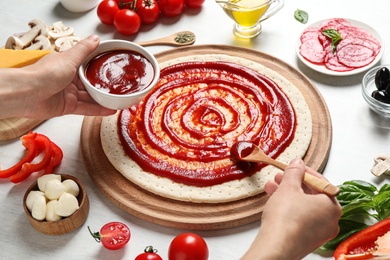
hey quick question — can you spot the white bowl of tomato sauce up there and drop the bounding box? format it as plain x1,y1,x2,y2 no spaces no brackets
79,40,160,110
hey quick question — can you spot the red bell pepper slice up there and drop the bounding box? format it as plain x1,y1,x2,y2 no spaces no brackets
44,140,63,174
10,133,53,183
334,218,390,260
0,132,37,178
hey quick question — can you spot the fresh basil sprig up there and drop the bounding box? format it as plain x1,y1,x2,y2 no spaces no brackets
322,29,342,53
321,180,390,251
294,9,309,24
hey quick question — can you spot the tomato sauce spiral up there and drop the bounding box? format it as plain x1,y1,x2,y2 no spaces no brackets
118,61,296,186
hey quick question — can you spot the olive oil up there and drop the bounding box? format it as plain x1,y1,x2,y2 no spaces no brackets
221,0,271,27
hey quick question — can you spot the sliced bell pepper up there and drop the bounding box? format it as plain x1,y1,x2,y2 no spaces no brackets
0,132,37,178
44,140,63,174
334,218,390,260
10,133,53,183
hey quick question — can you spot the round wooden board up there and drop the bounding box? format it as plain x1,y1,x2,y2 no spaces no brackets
80,45,332,230
0,118,43,141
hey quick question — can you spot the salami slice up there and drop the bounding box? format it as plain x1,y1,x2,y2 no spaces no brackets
336,40,376,68
299,38,325,64
324,52,354,72
300,27,321,42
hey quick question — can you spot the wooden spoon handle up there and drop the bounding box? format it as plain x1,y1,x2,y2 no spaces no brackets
303,172,340,197
266,159,340,197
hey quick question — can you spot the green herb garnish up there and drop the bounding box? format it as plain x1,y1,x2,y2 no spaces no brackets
322,29,342,53
174,32,195,44
320,180,390,251
294,9,309,24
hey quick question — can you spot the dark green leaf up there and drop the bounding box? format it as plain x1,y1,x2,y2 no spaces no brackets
320,219,368,250
379,183,390,193
373,191,390,220
337,184,373,206
343,180,377,194
294,9,308,24
341,199,372,217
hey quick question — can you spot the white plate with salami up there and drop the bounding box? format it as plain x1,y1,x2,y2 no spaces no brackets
297,18,384,76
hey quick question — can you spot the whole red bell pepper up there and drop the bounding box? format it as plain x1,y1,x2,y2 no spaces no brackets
334,218,390,259
10,133,53,183
0,132,37,178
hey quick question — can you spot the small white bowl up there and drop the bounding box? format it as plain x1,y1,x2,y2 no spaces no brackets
60,0,99,13
79,40,160,110
362,65,390,118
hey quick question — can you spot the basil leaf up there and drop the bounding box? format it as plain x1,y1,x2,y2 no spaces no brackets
294,9,308,24
322,29,342,53
320,219,368,250
373,191,390,220
337,185,373,206
379,183,390,193
341,199,372,218
343,180,378,194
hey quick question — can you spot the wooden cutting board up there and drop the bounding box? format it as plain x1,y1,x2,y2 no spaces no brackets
0,118,43,141
80,45,332,230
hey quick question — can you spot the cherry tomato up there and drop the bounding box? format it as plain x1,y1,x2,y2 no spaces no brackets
158,0,185,17
135,246,163,260
184,0,205,8
114,9,141,35
168,233,209,260
136,0,160,24
88,222,131,250
97,0,120,25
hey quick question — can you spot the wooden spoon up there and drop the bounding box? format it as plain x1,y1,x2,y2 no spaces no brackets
136,31,196,47
231,141,340,197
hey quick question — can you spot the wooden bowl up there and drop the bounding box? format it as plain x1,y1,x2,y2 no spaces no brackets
23,174,89,235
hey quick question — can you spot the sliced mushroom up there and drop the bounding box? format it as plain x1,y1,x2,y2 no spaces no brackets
28,18,49,37
48,21,74,39
54,36,80,52
371,154,390,176
25,35,52,50
5,36,25,49
5,27,40,49
4,19,49,50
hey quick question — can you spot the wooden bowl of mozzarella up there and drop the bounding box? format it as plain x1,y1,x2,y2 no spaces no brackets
23,174,89,235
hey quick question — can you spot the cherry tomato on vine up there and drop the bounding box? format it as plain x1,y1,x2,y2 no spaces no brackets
97,0,120,25
184,0,205,8
136,0,160,24
135,246,163,260
114,9,141,35
88,222,131,250
168,233,209,260
158,0,185,17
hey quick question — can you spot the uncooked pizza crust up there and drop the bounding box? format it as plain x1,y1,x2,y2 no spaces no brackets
100,54,312,203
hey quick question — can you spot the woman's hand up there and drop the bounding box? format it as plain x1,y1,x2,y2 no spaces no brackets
0,34,116,119
242,158,341,260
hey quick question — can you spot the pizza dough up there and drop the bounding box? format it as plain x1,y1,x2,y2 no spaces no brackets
100,54,312,203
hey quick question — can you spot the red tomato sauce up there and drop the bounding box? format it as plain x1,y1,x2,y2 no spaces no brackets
118,61,296,187
85,50,154,95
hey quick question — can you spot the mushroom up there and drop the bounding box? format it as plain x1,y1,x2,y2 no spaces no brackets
54,36,80,52
28,18,49,37
371,154,390,176
48,21,74,40
25,35,52,50
5,27,40,49
4,18,49,50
